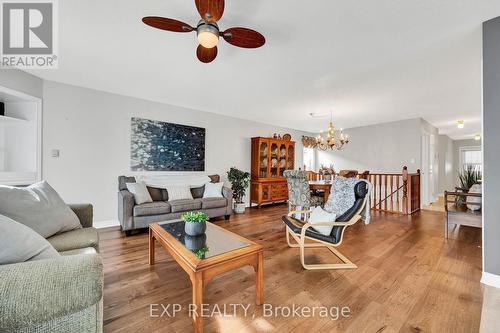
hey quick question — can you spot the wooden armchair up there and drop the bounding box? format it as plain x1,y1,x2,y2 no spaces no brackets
281,180,369,270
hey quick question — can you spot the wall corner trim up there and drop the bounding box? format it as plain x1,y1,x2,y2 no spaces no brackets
481,272,500,289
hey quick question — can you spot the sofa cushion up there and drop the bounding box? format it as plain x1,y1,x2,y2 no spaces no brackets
0,214,60,264
0,181,82,238
134,202,171,217
191,185,205,199
166,186,193,201
146,186,164,201
126,181,153,205
203,182,224,198
59,247,97,256
169,199,202,213
200,197,227,209
47,227,99,252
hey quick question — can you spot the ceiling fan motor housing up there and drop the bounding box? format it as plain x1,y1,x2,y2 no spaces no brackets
197,19,219,38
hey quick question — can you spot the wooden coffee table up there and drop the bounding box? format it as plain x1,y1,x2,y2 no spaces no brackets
149,220,264,333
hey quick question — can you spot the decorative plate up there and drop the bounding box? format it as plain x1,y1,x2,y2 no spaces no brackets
283,133,292,141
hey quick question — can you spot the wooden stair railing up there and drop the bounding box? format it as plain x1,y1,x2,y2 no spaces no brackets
302,167,419,215
366,166,420,215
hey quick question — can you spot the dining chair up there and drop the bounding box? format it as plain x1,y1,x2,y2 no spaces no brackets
339,170,359,178
281,179,369,270
284,170,323,212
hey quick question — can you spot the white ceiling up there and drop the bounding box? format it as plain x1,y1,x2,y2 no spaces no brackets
29,0,500,139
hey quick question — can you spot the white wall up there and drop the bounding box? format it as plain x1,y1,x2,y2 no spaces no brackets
42,80,312,222
437,134,454,193
315,118,422,173
0,69,43,99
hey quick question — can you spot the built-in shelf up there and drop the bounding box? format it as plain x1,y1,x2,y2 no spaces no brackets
0,115,28,123
0,84,42,186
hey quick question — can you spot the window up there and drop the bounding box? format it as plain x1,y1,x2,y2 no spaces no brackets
303,148,315,171
460,147,482,173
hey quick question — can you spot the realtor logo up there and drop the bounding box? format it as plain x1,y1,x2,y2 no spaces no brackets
1,0,58,68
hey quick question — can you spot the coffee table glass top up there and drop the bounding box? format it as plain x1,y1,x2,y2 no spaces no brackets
159,220,250,259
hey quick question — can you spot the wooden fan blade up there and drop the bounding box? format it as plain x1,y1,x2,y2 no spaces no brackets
195,0,225,22
142,17,194,32
222,27,266,48
197,45,218,63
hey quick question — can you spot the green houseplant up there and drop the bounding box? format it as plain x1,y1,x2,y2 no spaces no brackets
181,211,209,236
458,165,481,191
227,167,250,214
456,165,482,205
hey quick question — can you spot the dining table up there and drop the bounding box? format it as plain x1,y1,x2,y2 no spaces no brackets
308,180,332,202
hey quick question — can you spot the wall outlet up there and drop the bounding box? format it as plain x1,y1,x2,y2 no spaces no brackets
51,149,60,158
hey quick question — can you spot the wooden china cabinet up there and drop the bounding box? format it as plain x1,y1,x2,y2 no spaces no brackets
250,137,296,207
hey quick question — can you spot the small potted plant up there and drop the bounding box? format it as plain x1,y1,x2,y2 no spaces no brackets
181,211,209,236
227,167,250,214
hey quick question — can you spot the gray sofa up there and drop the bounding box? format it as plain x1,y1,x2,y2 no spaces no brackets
0,204,103,333
118,175,233,235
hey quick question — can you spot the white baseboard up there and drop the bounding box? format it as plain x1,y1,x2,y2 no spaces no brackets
481,272,500,289
94,219,120,229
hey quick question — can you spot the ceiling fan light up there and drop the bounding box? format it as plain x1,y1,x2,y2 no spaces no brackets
197,21,219,49
197,31,219,48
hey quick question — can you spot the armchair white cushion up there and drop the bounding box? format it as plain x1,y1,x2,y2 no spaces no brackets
308,206,337,236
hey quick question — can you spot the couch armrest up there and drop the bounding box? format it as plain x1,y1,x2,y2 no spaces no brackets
0,254,103,332
222,187,233,215
222,186,233,200
118,190,135,231
68,203,93,228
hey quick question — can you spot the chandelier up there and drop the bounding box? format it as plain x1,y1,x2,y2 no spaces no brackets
302,112,349,151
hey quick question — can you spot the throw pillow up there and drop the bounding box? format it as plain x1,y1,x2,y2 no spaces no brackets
191,185,205,199
203,182,224,198
0,181,82,238
0,214,60,264
324,177,358,216
308,206,337,236
126,181,153,204
166,185,193,201
467,183,482,211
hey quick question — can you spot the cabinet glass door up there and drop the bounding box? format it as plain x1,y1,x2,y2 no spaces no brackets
259,141,269,178
287,145,295,170
270,142,278,177
279,143,287,177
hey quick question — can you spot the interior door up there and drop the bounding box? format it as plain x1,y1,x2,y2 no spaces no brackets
421,134,430,206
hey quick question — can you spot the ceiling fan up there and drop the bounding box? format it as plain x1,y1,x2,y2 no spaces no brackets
142,0,266,63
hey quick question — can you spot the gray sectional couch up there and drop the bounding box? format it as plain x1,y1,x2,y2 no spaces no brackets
0,204,103,333
118,175,233,235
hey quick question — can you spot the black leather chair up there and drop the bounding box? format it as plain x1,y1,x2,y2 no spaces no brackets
282,180,369,270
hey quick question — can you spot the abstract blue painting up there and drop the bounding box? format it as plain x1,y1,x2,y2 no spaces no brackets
131,117,205,171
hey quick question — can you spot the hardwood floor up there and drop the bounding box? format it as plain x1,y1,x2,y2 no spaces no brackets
100,205,483,333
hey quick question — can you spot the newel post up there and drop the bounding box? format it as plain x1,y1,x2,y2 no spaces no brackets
402,166,408,215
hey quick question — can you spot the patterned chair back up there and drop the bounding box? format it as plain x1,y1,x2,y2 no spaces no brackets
284,170,312,210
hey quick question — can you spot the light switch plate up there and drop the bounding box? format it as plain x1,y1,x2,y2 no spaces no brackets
51,149,60,158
